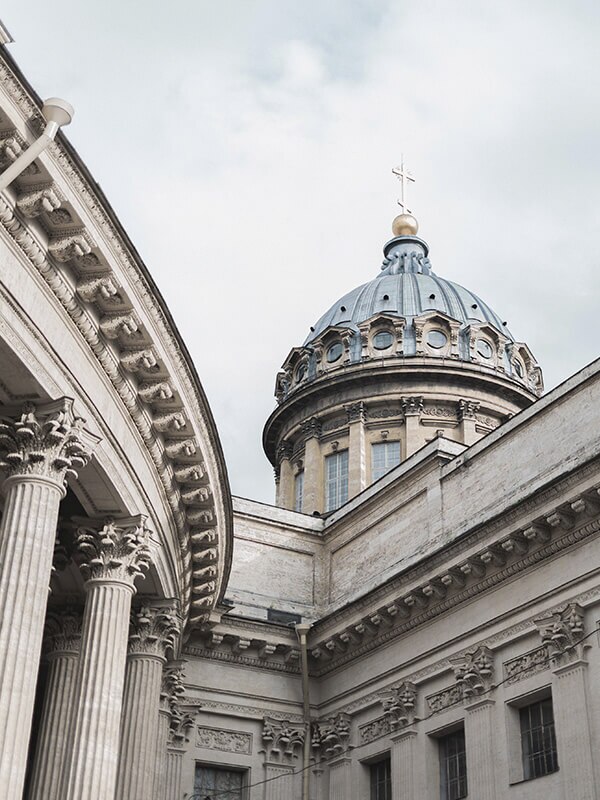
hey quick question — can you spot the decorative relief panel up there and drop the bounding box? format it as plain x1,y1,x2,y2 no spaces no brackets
426,684,463,716
359,715,391,745
503,645,549,684
196,726,252,755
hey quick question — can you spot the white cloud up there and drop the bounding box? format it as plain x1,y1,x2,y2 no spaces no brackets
4,0,600,501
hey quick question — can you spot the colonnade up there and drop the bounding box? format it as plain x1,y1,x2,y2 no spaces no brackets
0,399,195,800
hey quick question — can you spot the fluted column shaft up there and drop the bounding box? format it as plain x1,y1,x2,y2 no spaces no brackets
154,705,171,800
63,580,133,799
116,654,163,799
0,476,63,795
265,762,296,800
329,756,352,800
116,605,178,800
464,698,497,800
28,614,82,800
553,659,597,799
0,399,95,797
391,728,417,800
165,746,184,800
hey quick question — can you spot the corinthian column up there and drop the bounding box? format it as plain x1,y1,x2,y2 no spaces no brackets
154,663,185,800
165,705,199,800
61,517,152,800
0,399,95,798
28,610,82,800
115,605,179,800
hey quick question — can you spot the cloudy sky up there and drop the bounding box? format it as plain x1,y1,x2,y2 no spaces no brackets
4,1,600,503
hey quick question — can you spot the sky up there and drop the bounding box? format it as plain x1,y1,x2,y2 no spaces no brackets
3,1,600,503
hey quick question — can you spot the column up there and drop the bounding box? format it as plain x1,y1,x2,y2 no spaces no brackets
265,763,296,799
0,399,94,798
61,517,152,800
328,756,352,800
301,418,322,514
552,658,597,799
154,662,186,800
458,399,480,446
391,728,418,800
165,745,184,799
276,441,294,510
345,402,367,496
165,705,199,800
401,397,424,457
464,698,497,800
115,605,179,800
28,610,82,800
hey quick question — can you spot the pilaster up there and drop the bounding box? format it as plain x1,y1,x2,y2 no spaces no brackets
345,402,367,496
261,716,304,800
115,605,179,800
391,728,418,800
61,517,152,800
464,698,496,799
28,610,82,800
0,400,94,798
300,418,322,514
401,397,424,457
276,441,294,510
458,398,480,446
328,756,353,800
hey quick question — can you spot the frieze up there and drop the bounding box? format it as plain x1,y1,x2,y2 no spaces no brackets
426,684,463,716
369,407,402,419
503,645,549,684
321,417,347,433
359,715,391,745
422,407,456,418
197,726,252,755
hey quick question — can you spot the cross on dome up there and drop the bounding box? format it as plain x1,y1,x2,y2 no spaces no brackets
392,156,415,214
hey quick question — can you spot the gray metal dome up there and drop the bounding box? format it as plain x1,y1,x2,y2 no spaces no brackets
304,235,512,345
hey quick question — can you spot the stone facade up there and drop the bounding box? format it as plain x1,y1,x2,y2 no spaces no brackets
1,27,600,800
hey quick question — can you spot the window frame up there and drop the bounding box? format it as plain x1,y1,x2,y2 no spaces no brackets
324,449,349,511
371,440,401,483
294,470,304,513
369,754,392,800
438,726,468,800
505,685,559,786
193,762,249,800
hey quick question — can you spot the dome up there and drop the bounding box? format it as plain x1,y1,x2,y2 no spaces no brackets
273,231,543,405
305,235,511,345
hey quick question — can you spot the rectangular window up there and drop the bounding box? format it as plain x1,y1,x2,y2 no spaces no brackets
520,697,558,780
325,450,349,511
370,756,392,800
194,765,245,799
294,471,304,512
439,728,467,800
371,441,401,482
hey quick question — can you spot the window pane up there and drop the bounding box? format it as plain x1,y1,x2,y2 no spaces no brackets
370,756,391,800
325,450,349,511
194,765,244,800
371,441,401,482
294,471,304,512
520,698,558,780
440,729,467,800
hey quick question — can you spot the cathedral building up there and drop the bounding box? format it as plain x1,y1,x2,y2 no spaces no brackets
1,26,600,800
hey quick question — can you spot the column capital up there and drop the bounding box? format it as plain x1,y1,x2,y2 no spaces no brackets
44,609,82,657
344,401,368,424
0,398,98,488
76,516,153,588
128,604,180,660
535,602,588,665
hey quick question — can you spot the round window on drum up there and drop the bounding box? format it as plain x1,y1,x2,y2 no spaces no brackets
427,330,448,349
373,331,394,350
476,339,493,359
326,342,343,363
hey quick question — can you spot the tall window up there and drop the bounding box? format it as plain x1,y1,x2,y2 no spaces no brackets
370,755,392,800
371,441,401,482
194,765,245,800
520,697,558,780
325,450,349,511
294,471,304,512
439,728,467,800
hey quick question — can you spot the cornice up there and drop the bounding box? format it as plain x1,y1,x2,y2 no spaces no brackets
308,463,600,675
0,53,233,631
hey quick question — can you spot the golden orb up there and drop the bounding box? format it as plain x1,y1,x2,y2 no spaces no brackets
392,213,419,237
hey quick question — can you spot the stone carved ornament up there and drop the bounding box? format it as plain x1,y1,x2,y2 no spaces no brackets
76,517,153,585
450,645,494,698
535,602,586,664
379,681,418,729
0,399,94,484
311,712,351,757
128,605,180,659
262,717,305,762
